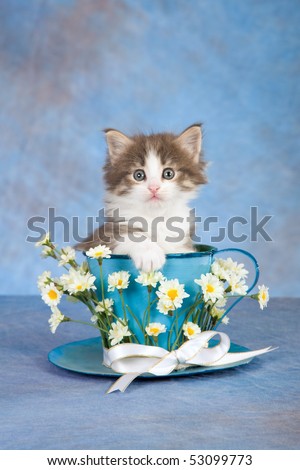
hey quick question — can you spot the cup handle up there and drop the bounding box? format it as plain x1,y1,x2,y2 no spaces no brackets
211,248,260,327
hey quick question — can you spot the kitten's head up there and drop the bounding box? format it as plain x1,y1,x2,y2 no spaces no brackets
103,124,207,207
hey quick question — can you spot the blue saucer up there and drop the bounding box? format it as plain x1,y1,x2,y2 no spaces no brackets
48,337,255,378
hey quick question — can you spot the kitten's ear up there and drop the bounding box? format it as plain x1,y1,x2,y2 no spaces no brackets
175,124,202,161
104,129,132,162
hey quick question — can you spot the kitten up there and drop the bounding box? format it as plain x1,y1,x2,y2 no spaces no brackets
76,124,207,271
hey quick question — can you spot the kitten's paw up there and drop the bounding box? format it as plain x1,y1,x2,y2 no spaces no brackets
131,244,166,272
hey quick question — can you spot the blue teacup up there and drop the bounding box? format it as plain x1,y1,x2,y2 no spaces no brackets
87,244,259,350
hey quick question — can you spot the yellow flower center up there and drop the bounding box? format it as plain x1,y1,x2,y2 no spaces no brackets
206,284,215,293
48,289,58,300
95,251,103,257
167,289,178,301
76,284,82,290
261,292,266,301
150,327,160,335
117,279,123,286
187,327,195,336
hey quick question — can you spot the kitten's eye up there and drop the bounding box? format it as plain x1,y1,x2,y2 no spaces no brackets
162,168,175,180
133,169,146,181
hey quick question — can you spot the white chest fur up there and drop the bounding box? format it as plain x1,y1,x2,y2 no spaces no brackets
105,194,194,254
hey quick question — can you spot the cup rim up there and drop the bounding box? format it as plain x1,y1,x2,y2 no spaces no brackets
84,244,217,260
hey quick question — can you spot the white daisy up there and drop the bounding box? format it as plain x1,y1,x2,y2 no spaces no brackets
95,298,114,315
41,282,62,307
79,260,89,274
145,322,167,337
229,259,249,280
156,279,189,309
211,257,248,282
60,268,96,295
194,273,225,303
58,246,76,266
210,297,228,319
258,284,269,310
209,299,229,324
37,271,52,290
211,259,227,280
108,319,131,346
108,271,130,292
41,246,53,258
35,231,51,247
59,271,73,292
86,245,112,259
214,297,227,308
48,306,64,333
157,298,176,315
228,275,248,295
183,322,201,340
135,271,165,288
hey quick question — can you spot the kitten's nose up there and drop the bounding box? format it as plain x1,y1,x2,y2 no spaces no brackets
148,184,160,194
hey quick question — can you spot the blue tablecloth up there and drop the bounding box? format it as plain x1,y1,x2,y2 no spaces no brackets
1,296,299,450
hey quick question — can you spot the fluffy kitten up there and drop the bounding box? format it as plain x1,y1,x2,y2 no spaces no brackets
76,124,207,271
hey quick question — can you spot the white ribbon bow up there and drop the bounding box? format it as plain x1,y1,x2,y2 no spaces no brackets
103,331,273,393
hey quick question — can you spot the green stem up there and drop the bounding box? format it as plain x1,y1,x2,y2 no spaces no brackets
126,304,144,337
194,301,205,325
68,318,107,333
115,316,139,344
224,294,250,299
169,294,206,350
90,290,100,304
81,297,108,334
171,326,184,351
140,289,157,345
168,317,177,351
129,330,139,344
119,290,127,323
99,260,105,302
146,288,152,344
167,296,201,351
178,292,203,317
149,298,158,307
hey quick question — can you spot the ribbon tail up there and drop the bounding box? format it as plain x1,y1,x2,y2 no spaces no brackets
106,372,142,394
208,346,276,367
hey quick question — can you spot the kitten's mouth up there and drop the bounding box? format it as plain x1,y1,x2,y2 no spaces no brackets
149,194,161,202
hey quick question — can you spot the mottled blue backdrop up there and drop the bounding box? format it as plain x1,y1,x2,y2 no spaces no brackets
0,0,299,296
